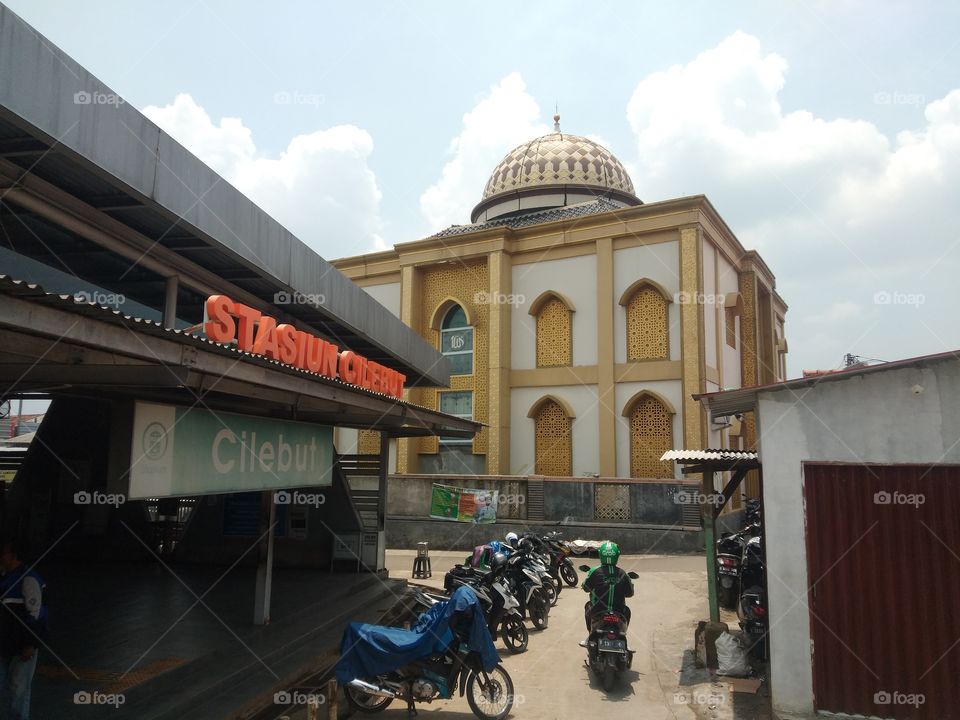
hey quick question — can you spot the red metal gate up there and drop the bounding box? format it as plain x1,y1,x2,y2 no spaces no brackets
803,463,960,718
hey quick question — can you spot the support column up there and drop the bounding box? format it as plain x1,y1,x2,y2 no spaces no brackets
679,227,705,450
163,275,178,330
596,238,616,477
738,270,760,496
397,264,419,473
487,248,512,474
253,491,276,625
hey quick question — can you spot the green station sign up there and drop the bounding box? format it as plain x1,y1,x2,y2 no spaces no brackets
128,401,333,499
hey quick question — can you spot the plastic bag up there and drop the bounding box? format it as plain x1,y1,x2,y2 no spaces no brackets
715,632,750,677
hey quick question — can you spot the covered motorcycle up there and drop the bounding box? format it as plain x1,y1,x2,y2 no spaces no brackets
335,586,515,719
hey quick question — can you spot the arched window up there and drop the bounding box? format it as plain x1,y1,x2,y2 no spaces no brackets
529,396,573,476
440,304,473,375
530,292,574,368
623,391,674,478
620,280,670,361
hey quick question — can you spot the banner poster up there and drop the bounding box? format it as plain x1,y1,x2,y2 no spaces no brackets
429,483,498,524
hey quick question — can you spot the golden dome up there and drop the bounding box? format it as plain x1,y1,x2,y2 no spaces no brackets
480,129,636,202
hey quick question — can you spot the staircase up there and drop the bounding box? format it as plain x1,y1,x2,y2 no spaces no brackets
337,454,382,531
526,478,545,521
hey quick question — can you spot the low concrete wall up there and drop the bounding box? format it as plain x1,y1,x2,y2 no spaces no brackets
387,474,696,526
386,517,703,555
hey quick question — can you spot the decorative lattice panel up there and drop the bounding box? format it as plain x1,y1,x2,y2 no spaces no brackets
534,400,572,476
630,395,674,478
416,260,489,456
626,287,668,361
595,484,630,521
536,298,572,367
357,429,381,455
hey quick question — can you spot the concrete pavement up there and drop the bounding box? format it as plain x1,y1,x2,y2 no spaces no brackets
383,550,708,720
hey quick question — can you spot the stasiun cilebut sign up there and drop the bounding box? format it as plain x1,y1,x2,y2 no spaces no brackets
203,294,406,399
128,402,334,499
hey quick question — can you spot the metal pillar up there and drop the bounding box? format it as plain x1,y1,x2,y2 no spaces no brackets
253,491,276,625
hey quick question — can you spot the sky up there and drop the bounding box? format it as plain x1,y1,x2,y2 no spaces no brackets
5,0,960,379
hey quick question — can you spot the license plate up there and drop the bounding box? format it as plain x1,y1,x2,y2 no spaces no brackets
598,638,626,652
748,625,766,635
721,577,733,587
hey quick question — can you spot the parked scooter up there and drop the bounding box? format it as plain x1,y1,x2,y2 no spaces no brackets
736,534,768,660
578,564,640,691
337,586,515,720
502,548,550,630
414,585,528,655
716,529,748,609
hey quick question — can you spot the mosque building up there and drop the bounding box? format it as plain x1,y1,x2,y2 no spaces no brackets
333,116,787,492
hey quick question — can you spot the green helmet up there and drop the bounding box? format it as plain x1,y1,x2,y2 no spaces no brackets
599,541,620,566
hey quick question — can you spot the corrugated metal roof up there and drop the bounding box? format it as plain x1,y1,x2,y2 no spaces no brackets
660,449,759,462
696,350,960,418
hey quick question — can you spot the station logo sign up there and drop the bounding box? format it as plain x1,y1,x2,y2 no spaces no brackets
128,401,333,499
203,294,406,399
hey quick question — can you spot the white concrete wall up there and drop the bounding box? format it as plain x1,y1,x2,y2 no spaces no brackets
336,426,359,454
613,380,683,478
511,254,598,370
757,358,960,716
717,253,741,389
509,384,600,476
612,241,681,364
361,282,401,318
702,241,718,370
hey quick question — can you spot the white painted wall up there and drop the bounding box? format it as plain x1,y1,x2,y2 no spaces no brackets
757,358,960,716
612,380,683,478
612,241,681,364
717,253,741,389
511,254,598,370
509,384,600,476
702,240,718,370
362,282,401,318
336,426,359,454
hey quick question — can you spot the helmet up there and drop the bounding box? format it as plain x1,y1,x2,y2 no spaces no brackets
489,551,508,572
519,538,534,553
599,541,620,567
505,532,519,546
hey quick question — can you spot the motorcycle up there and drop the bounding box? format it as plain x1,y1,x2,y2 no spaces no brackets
338,586,515,720
433,573,529,654
502,551,550,630
578,564,640,691
736,534,768,660
716,530,745,609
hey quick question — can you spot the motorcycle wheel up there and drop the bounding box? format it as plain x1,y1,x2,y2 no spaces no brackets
344,684,394,713
718,584,737,610
501,616,528,653
529,593,549,630
466,664,514,720
560,563,579,587
543,578,559,606
602,662,616,692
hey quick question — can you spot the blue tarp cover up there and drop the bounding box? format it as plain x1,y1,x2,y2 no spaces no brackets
335,586,499,683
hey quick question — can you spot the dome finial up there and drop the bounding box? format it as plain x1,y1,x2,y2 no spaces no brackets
553,103,561,132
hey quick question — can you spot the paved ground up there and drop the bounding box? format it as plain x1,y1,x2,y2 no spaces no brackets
379,550,709,720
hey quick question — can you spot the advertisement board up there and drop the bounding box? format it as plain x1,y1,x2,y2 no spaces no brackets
429,483,498,524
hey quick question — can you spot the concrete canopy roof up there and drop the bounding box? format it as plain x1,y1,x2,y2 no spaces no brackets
0,4,448,387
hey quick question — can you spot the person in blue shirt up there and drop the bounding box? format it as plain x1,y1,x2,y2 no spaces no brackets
0,537,47,720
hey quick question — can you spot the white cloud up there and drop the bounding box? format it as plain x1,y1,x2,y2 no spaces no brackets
142,93,383,258
626,31,960,374
419,73,549,231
